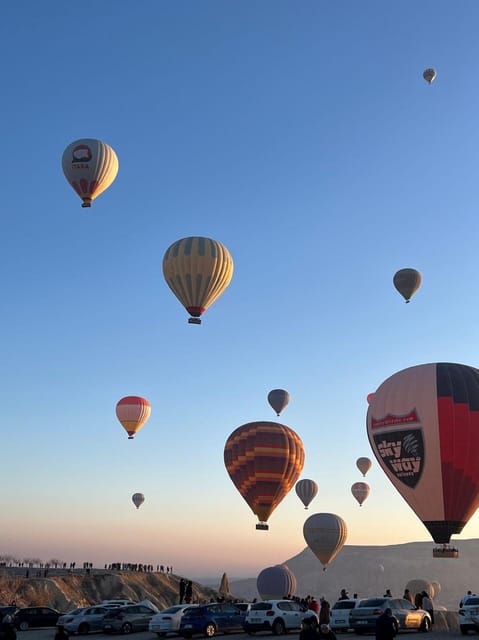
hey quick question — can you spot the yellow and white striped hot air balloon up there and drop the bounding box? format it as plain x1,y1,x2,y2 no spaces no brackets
62,138,119,208
303,512,348,571
116,396,151,439
162,236,234,324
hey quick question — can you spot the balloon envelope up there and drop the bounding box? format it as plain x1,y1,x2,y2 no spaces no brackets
62,138,119,207
132,493,145,509
351,482,370,506
367,362,479,544
303,512,348,570
116,396,151,439
257,565,297,600
405,579,434,599
295,479,319,509
162,236,233,324
423,68,437,84
356,457,372,476
393,268,422,303
224,421,305,528
268,389,290,416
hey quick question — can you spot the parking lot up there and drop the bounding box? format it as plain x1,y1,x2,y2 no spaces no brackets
13,628,473,640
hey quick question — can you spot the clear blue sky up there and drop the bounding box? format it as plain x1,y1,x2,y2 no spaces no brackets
2,0,479,579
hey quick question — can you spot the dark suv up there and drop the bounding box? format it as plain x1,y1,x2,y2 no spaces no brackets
179,604,246,638
12,607,62,630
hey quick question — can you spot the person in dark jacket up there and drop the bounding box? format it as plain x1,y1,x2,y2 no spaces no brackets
179,578,186,604
319,599,331,625
317,624,336,640
300,617,319,640
184,580,193,604
375,608,397,640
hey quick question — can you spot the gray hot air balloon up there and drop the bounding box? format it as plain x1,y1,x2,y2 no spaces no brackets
423,68,437,84
132,493,145,509
267,389,290,416
393,268,422,303
295,479,319,509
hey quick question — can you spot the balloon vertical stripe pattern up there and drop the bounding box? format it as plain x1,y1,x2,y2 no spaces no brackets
62,138,119,207
295,479,318,508
163,236,233,322
224,421,305,526
303,512,348,570
367,362,479,544
116,396,151,439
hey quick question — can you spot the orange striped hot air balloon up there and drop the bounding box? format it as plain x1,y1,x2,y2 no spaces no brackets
62,138,119,208
116,396,151,439
224,421,305,530
163,236,233,324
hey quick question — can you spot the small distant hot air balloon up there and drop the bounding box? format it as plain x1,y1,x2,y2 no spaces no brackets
356,457,372,477
257,565,297,600
351,482,370,506
423,68,437,84
163,236,234,324
393,268,422,303
132,493,145,509
224,421,305,530
367,393,375,405
295,479,319,509
268,389,290,416
62,138,119,208
303,513,348,571
116,396,151,439
367,362,479,552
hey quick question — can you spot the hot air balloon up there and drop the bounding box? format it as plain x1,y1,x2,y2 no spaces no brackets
224,421,305,530
351,482,370,506
62,138,119,208
356,457,372,477
257,565,297,600
393,268,422,303
132,493,145,509
295,479,319,509
423,68,437,84
116,396,151,439
162,236,233,324
267,389,290,416
303,513,348,571
367,393,375,405
405,579,434,600
367,362,479,554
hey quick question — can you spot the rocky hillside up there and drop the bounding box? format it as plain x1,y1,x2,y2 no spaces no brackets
0,572,225,612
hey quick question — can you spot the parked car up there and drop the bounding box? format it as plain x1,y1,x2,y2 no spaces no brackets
244,600,318,635
57,608,89,627
179,603,246,638
0,607,19,623
12,607,63,630
349,597,431,634
149,605,199,637
102,604,157,634
62,606,113,634
330,599,360,632
101,601,137,608
458,595,479,634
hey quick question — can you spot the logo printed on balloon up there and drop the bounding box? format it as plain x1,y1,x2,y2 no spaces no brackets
370,408,424,488
72,144,93,165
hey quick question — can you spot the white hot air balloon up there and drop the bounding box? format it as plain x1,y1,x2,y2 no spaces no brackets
62,138,119,208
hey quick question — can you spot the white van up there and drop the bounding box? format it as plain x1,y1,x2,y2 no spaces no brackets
330,599,360,631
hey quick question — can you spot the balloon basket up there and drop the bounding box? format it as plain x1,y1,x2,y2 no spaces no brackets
433,546,458,558
188,317,201,325
256,523,269,531
81,200,92,208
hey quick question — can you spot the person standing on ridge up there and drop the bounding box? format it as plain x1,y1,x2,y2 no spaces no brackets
179,578,186,604
185,580,193,604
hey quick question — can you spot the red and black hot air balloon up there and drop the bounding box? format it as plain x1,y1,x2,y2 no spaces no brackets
367,363,479,554
224,421,305,530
